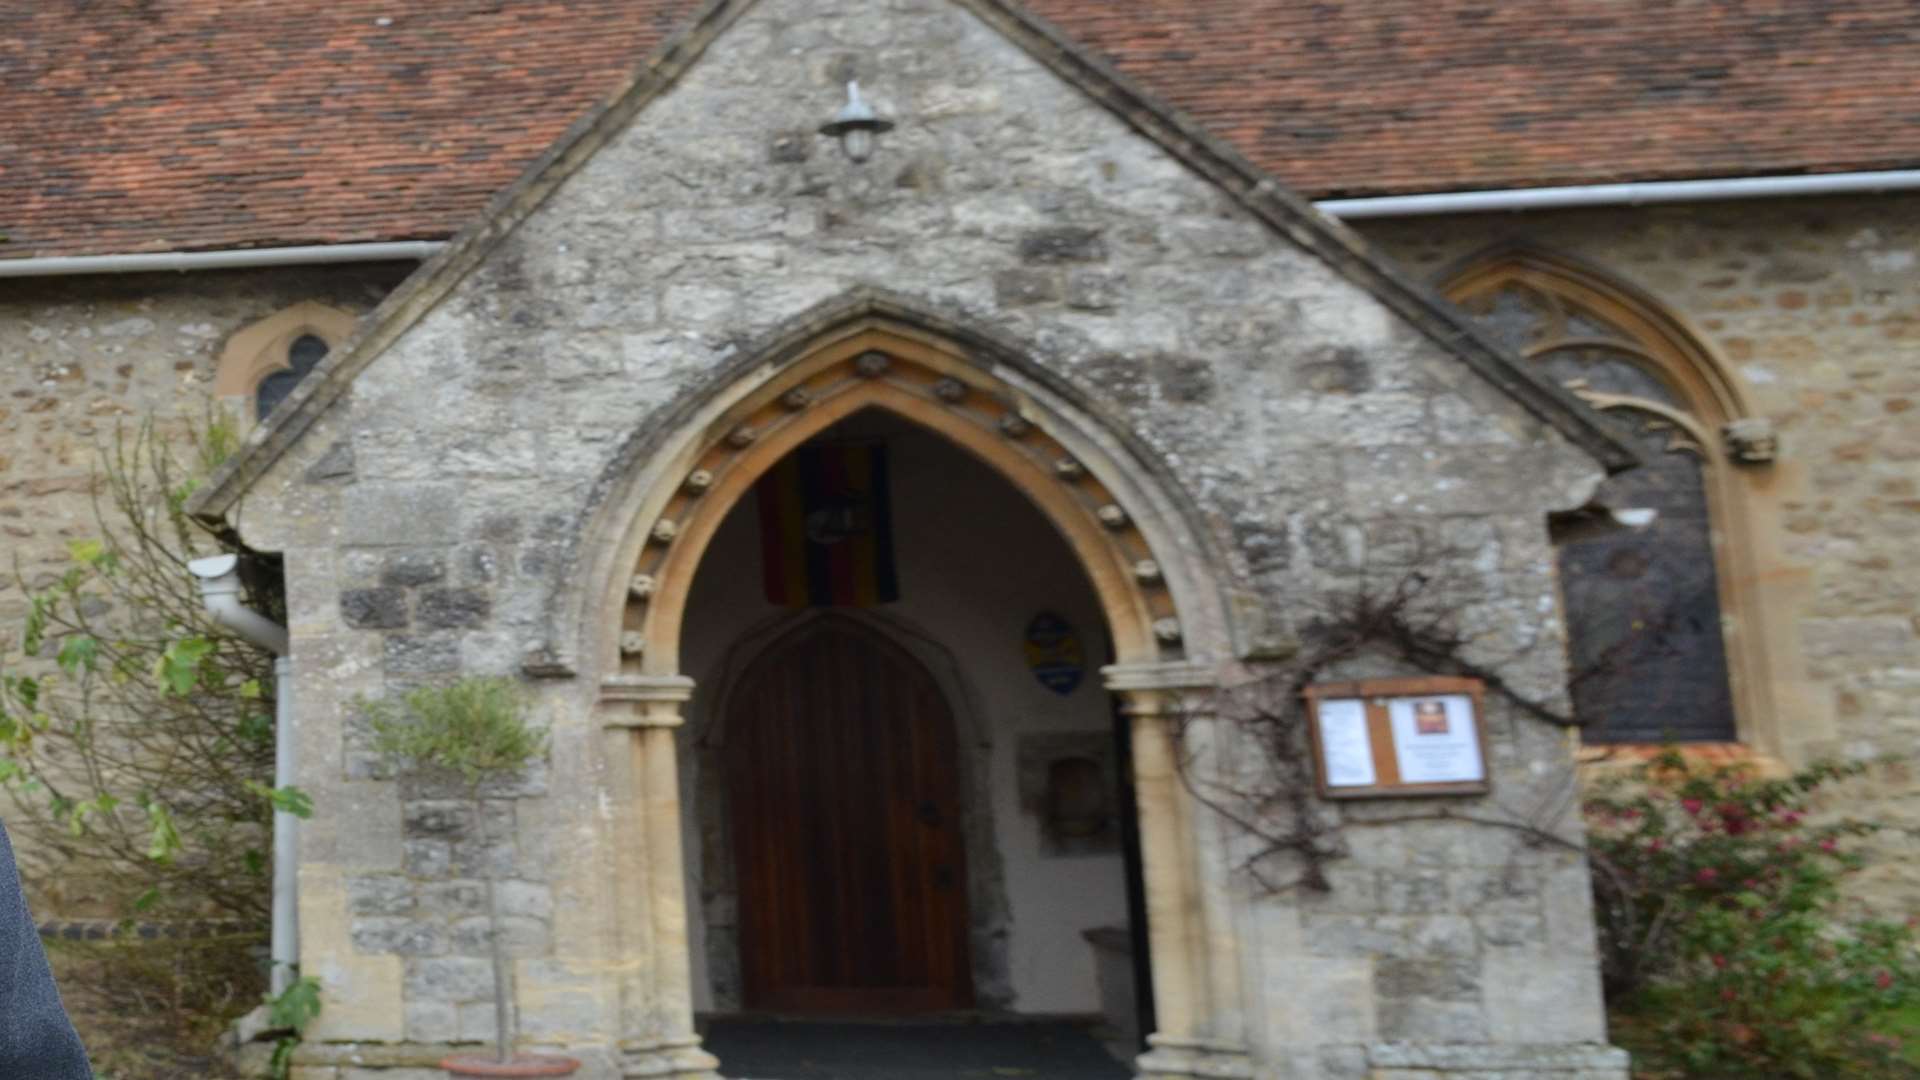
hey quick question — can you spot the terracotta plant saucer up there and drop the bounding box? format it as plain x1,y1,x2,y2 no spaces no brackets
440,1053,581,1078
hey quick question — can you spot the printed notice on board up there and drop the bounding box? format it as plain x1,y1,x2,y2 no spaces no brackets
1315,698,1376,788
1388,694,1485,784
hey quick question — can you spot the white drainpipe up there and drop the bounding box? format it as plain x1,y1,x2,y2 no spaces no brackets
187,554,297,997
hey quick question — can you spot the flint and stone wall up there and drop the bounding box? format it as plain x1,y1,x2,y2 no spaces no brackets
217,2,1627,1078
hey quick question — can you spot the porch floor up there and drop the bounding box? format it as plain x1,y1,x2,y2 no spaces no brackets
701,1016,1133,1079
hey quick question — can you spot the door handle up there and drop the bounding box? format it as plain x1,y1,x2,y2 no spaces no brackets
916,801,944,827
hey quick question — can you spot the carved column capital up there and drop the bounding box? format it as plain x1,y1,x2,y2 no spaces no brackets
600,675,696,727
1101,660,1218,694
1103,660,1218,717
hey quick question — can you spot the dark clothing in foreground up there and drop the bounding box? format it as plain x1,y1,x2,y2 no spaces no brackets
0,820,91,1079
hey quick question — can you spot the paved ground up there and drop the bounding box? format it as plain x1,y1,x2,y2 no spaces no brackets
703,1017,1133,1080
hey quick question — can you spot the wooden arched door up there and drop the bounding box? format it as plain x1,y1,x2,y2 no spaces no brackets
726,620,973,1013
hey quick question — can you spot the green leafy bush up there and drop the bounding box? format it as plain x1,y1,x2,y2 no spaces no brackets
1585,750,1920,1078
0,419,286,921
0,417,303,1077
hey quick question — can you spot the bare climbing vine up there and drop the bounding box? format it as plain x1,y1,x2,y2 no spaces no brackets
1168,551,1587,896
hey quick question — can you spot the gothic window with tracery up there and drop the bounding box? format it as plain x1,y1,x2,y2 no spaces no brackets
1451,263,1738,743
213,302,357,425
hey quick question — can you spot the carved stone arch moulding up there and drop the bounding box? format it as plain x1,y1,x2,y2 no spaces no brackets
611,329,1184,676
565,294,1248,684
212,301,359,401
1440,245,1828,763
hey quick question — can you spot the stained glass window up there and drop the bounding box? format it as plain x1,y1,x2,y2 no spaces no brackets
1557,415,1737,741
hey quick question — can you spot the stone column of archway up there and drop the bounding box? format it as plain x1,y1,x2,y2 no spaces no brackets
598,675,722,1080
581,316,1253,1079
1106,661,1253,1080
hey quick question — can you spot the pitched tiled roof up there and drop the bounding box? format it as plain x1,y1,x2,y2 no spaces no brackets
3,0,1917,260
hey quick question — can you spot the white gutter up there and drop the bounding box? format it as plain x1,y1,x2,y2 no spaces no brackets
0,241,444,278
1314,168,1920,219
0,170,1911,276
187,554,298,998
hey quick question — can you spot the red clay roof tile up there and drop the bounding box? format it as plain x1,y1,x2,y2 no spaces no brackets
2,0,1917,259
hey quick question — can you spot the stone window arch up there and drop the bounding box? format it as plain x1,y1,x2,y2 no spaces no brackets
1443,248,1815,755
213,302,358,421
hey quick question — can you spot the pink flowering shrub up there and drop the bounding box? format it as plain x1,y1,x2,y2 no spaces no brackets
1584,750,1920,1077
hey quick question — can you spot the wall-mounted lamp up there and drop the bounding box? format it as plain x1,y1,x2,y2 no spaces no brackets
819,80,894,163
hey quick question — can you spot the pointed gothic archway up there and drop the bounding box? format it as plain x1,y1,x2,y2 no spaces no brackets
582,303,1253,1080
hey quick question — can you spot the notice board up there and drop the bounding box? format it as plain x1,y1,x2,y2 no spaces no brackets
1303,676,1490,799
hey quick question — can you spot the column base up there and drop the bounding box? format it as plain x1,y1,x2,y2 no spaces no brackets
1137,1033,1254,1079
620,1035,722,1079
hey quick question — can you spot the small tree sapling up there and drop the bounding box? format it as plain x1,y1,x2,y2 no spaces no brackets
365,677,576,1076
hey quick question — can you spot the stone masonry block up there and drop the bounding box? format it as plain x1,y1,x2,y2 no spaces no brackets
403,801,474,841
1304,915,1479,960
457,1001,500,1043
1377,996,1490,1042
1378,870,1450,914
1065,268,1125,311
418,880,488,917
350,917,447,957
405,956,494,1003
1018,225,1106,263
403,999,457,1043
1476,912,1548,949
345,875,416,916
993,268,1060,307
1484,951,1608,1044
451,915,549,956
342,484,459,546
403,839,452,879
380,551,447,587
495,879,555,920
339,587,408,629
383,633,461,675
1375,957,1481,1001
416,587,492,629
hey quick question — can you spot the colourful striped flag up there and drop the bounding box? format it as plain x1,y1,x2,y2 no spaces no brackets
756,443,900,607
